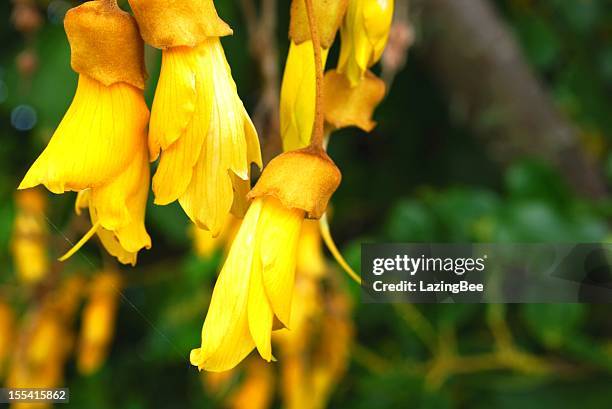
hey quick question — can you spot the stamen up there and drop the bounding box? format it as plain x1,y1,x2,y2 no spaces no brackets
58,221,101,261
319,213,361,285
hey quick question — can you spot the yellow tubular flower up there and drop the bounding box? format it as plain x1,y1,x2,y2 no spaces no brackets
280,41,329,151
191,195,305,371
338,0,394,86
11,189,49,284
77,271,122,375
191,148,341,372
280,0,348,151
18,0,151,265
129,0,262,236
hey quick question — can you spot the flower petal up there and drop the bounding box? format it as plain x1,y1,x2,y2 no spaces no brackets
19,75,148,193
280,41,329,151
259,197,304,327
247,251,273,361
190,199,265,372
151,48,211,205
149,46,197,154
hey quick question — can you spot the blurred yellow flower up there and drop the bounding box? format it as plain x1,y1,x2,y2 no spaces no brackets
129,0,262,235
77,271,122,375
277,276,353,409
0,301,15,377
338,0,394,86
192,214,240,259
227,359,274,409
11,189,49,284
6,276,83,408
296,219,326,278
203,358,274,409
190,196,305,372
18,0,151,265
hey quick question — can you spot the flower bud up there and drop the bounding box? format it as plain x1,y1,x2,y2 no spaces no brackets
289,0,348,48
323,69,385,131
248,148,341,219
64,0,146,89
128,0,232,49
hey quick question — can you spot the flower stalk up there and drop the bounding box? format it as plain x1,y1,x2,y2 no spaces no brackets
303,0,325,151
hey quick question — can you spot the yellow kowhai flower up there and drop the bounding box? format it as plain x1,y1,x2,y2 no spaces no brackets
77,271,122,375
191,148,341,372
280,0,347,151
280,41,329,151
191,195,304,371
277,276,353,409
7,276,83,406
0,301,15,377
129,0,262,235
338,0,394,86
11,188,49,284
18,0,151,265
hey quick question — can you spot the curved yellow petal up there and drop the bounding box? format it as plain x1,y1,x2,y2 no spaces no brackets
259,197,304,327
90,138,148,231
178,126,234,235
247,253,274,361
190,199,264,372
207,39,250,181
96,227,138,266
178,39,259,234
244,107,263,170
19,75,148,193
152,39,261,230
82,147,151,265
109,152,151,254
280,41,329,151
363,0,394,64
152,48,210,205
148,46,197,156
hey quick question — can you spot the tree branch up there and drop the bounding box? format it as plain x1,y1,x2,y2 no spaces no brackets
412,0,607,199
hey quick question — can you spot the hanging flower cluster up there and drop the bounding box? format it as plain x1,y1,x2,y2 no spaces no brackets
129,0,262,236
16,0,395,380
18,0,151,265
323,0,393,133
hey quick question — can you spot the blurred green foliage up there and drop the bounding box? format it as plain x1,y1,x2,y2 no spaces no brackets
2,0,612,408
